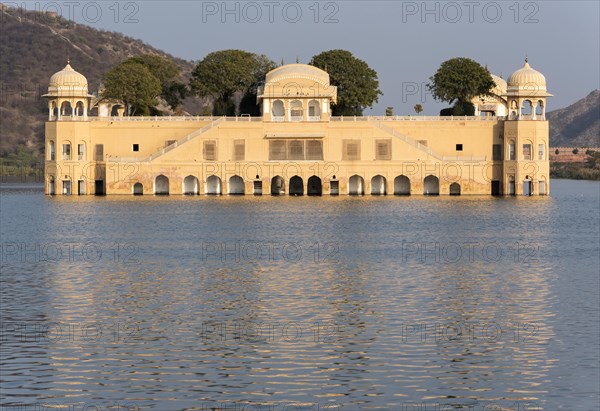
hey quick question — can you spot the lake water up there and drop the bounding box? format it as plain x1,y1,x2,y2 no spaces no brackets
1,179,599,411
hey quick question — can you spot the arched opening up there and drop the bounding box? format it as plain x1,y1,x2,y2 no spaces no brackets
183,175,199,195
48,141,55,161
133,183,144,195
394,175,410,195
523,178,533,196
154,175,169,195
111,105,121,117
423,175,439,195
449,182,461,196
522,100,533,117
539,178,547,195
62,141,72,160
508,140,516,160
308,100,320,120
271,175,285,195
536,100,544,117
272,100,284,119
49,176,55,195
228,175,245,195
307,176,322,196
508,176,516,195
290,100,303,121
50,101,58,120
206,175,222,195
348,175,364,195
289,176,304,196
61,101,73,117
77,142,85,160
370,175,387,195
75,101,85,117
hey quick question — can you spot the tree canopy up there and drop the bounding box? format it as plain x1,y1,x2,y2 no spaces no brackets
101,61,162,116
427,57,494,115
127,54,187,110
191,50,276,116
310,50,382,116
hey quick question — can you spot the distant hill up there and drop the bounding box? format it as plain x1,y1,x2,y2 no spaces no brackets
0,4,200,156
547,90,600,148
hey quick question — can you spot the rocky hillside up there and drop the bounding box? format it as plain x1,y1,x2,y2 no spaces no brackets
547,90,600,148
0,4,199,156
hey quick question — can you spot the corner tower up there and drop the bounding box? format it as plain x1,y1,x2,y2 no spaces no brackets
502,58,552,195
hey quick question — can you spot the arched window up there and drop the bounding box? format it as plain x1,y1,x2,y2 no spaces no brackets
394,175,410,195
508,140,516,160
538,143,546,160
78,142,85,160
62,141,72,160
48,141,55,161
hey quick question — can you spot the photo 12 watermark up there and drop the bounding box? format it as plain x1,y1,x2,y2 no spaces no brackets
0,242,139,264
400,1,540,24
200,1,340,24
2,1,141,24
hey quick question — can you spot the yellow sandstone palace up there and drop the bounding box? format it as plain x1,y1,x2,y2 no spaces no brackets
44,60,551,196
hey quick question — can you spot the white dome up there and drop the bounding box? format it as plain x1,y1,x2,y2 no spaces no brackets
507,59,551,96
46,63,90,97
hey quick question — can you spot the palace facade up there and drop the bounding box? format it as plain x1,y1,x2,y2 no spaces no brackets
44,60,551,196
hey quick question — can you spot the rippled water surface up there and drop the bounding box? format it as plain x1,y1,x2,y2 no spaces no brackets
1,180,599,410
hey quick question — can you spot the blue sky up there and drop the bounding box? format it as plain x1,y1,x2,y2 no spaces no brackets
17,1,600,114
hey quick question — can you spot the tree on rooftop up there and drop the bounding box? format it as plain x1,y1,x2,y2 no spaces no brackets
427,57,494,116
128,54,188,110
310,50,383,116
191,50,275,116
101,61,161,116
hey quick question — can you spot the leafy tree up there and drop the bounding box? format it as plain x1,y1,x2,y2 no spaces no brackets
414,104,423,114
386,107,394,116
191,50,275,116
310,50,383,116
555,149,560,155
573,148,579,154
428,57,494,116
128,54,187,110
239,54,277,116
101,61,162,116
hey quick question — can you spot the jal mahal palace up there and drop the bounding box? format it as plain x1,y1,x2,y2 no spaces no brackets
43,59,552,197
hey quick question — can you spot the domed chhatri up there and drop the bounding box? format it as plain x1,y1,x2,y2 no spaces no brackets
504,58,552,120
258,64,337,122
43,62,94,121
47,63,90,97
506,58,552,96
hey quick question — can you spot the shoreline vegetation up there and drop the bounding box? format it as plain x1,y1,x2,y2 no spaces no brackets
2,144,599,182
